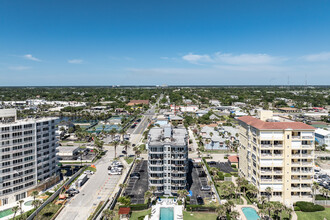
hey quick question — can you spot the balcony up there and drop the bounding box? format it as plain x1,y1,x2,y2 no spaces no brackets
261,144,272,148
273,154,283,158
261,154,272,158
273,179,283,183
302,162,313,166
302,136,314,139
260,178,272,182
273,144,283,148
302,145,313,148
261,170,272,174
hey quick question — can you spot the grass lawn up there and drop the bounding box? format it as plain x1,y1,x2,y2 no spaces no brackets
130,209,151,220
296,208,330,220
36,203,62,220
125,157,134,164
183,211,218,220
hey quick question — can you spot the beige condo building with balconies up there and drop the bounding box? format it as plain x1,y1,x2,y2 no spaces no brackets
238,111,315,206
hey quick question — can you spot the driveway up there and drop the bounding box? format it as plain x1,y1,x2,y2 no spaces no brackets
56,145,122,220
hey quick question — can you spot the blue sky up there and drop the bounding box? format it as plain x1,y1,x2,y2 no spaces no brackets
1,0,330,86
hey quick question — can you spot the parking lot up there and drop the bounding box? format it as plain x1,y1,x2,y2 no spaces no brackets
123,160,149,204
315,169,330,190
187,160,212,205
207,161,235,173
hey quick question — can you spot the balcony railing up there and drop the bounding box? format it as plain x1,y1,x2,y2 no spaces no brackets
292,136,301,139
261,144,272,148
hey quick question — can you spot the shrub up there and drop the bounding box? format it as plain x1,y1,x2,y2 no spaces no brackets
231,165,236,168
178,200,183,205
294,206,301,211
138,216,145,220
295,201,325,212
224,156,228,159
224,173,232,177
217,171,224,180
45,191,53,196
120,204,149,211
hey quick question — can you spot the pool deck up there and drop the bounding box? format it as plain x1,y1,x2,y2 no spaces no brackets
0,196,37,220
149,199,183,220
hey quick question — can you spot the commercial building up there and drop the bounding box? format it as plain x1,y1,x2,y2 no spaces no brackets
315,128,330,150
237,110,315,205
147,125,188,195
0,109,59,206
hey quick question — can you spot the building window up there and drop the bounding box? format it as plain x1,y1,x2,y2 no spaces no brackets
2,198,8,205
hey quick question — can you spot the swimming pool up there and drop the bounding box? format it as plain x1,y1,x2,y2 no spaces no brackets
24,200,33,206
242,207,260,220
160,207,174,220
0,208,14,218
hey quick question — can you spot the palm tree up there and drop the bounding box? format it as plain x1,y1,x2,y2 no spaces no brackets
111,140,120,158
61,169,67,180
12,206,19,219
70,165,75,175
177,189,189,202
31,190,39,201
312,182,319,203
265,187,272,202
102,209,115,220
216,205,226,220
144,191,153,203
19,200,24,216
224,200,235,213
149,186,157,196
119,183,127,192
246,183,258,198
209,167,218,176
32,199,42,210
229,210,240,220
109,128,117,141
122,140,130,158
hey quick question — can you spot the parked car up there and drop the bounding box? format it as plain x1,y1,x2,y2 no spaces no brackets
196,196,204,205
130,173,140,179
198,171,206,177
108,169,122,175
122,150,127,155
130,124,136,129
201,185,211,191
84,170,94,175
208,161,217,165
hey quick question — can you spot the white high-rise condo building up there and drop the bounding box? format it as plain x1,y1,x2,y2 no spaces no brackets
238,110,315,206
147,125,188,196
0,109,59,206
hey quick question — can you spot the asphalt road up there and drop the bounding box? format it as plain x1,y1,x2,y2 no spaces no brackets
56,145,121,220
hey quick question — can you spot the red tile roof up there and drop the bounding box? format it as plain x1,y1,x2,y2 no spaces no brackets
237,116,315,130
228,155,239,163
127,100,149,106
118,207,131,215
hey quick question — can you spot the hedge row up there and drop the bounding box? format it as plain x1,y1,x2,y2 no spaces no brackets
295,202,325,212
186,204,216,212
119,204,149,211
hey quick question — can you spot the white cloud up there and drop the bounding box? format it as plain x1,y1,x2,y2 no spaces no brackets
182,52,285,65
302,52,330,62
8,66,31,71
23,54,41,62
182,53,213,64
68,59,83,64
